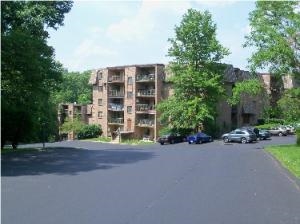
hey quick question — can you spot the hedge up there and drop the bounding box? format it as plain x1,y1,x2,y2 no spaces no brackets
77,124,102,139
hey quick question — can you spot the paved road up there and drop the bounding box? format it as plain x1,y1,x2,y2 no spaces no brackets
2,136,300,224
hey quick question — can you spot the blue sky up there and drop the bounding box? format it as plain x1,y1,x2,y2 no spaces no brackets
47,0,257,72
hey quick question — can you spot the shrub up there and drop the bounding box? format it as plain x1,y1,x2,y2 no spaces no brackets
267,118,285,125
77,124,102,139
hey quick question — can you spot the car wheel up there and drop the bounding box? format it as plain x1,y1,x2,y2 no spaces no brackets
278,132,283,136
223,137,229,143
160,142,164,145
241,137,247,144
188,141,192,144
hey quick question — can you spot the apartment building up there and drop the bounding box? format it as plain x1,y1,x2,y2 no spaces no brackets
59,63,297,141
89,64,165,141
88,63,268,139
58,103,92,140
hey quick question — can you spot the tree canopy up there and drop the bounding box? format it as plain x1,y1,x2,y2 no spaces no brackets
51,70,92,106
277,88,300,122
244,1,300,77
1,1,73,148
157,9,229,132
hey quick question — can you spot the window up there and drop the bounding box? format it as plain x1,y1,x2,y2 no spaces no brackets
97,71,102,80
98,99,102,106
98,85,103,92
127,77,133,85
127,91,133,98
98,111,103,118
127,106,132,114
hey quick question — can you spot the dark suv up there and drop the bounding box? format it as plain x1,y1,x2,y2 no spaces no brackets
222,129,257,144
157,133,186,145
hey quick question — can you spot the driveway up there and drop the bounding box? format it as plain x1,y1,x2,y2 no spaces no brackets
2,136,300,224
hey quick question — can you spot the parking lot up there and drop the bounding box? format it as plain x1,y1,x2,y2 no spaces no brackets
2,135,300,224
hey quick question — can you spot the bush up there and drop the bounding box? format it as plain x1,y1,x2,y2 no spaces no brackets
77,124,102,139
255,123,278,129
266,118,285,125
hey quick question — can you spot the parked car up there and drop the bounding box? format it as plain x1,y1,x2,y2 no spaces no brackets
268,126,287,136
282,125,295,135
258,129,271,140
222,129,257,144
187,132,213,144
157,133,186,145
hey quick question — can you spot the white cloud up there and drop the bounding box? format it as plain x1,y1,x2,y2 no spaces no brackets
194,0,237,7
66,28,118,71
106,0,191,43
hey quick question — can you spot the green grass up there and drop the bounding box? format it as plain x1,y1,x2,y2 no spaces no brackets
121,139,154,145
266,144,300,178
81,136,112,142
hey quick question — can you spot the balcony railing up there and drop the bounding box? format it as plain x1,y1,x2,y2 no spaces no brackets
137,89,155,97
108,103,124,111
108,118,124,124
108,90,124,97
136,74,155,82
108,75,124,82
136,119,155,127
136,104,155,113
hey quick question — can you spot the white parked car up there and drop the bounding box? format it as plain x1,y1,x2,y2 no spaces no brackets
268,126,288,136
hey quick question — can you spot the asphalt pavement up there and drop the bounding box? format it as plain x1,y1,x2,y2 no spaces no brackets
2,136,300,224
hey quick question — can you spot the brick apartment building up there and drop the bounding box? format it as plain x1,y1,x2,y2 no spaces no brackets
88,64,166,141
59,63,297,140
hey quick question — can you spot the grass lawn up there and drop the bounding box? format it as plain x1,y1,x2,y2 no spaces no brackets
81,137,155,145
266,144,300,178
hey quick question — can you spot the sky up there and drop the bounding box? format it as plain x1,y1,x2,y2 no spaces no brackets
47,0,257,72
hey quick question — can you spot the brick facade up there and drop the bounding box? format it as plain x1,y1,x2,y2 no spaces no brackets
59,63,297,140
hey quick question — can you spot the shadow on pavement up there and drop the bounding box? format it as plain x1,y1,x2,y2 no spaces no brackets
1,147,155,177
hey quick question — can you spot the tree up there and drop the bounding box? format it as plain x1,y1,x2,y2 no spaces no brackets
277,88,300,122
1,1,73,148
60,117,85,137
51,71,92,106
244,1,300,77
157,9,229,132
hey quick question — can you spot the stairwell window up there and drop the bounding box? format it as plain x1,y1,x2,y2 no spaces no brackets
128,77,133,85
98,111,103,118
127,106,132,114
127,91,133,99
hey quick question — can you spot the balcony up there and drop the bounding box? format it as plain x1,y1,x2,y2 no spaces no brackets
108,75,124,83
108,90,124,98
108,103,124,111
108,118,124,124
136,119,155,127
137,89,155,97
136,104,156,114
136,74,155,82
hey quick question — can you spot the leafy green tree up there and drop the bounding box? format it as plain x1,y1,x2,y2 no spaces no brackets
1,1,73,148
244,1,300,77
77,124,102,139
60,117,85,137
51,71,92,105
277,88,300,122
157,9,229,132
228,78,265,105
